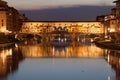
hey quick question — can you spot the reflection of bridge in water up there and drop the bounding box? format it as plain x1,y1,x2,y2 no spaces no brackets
17,42,104,58
0,43,120,79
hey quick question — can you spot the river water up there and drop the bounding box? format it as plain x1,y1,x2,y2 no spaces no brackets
0,41,119,80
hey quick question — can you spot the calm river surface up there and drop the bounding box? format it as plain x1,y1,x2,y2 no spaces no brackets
0,41,119,80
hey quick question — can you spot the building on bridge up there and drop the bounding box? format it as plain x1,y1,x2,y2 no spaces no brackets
21,21,104,34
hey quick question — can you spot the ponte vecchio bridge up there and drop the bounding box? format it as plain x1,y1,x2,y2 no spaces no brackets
20,21,104,41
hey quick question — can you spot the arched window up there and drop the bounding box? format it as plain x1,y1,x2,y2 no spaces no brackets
53,26,57,31
58,26,62,31
63,26,67,31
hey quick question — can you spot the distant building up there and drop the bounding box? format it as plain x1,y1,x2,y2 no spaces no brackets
96,0,120,42
96,15,105,22
0,0,28,33
0,0,8,32
113,0,120,32
96,8,117,34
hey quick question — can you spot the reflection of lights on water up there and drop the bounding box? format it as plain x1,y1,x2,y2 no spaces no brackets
7,49,12,56
10,66,12,72
77,38,79,42
108,54,110,63
52,46,69,57
1,48,13,64
2,50,5,64
105,49,108,55
108,76,111,80
66,47,68,54
53,47,55,56
65,47,69,57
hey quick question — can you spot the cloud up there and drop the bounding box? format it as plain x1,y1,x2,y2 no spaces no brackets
6,0,114,10
19,5,114,21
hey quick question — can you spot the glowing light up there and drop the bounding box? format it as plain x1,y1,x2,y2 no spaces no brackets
15,43,18,48
7,49,12,56
109,28,115,32
66,47,68,54
1,28,6,32
0,27,12,33
108,54,110,63
5,30,12,33
91,39,94,42
65,38,67,42
2,49,6,64
58,37,61,42
108,76,111,80
53,47,55,56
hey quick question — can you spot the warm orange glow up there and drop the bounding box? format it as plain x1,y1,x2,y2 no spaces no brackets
21,22,104,34
7,49,12,56
19,44,104,58
108,54,110,63
15,43,18,48
109,28,115,32
0,28,12,33
1,49,7,65
1,27,6,32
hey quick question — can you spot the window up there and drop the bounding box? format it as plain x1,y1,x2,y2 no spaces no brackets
2,23,4,26
112,22,114,24
1,19,3,22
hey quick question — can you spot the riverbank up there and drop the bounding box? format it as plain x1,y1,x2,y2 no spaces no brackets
0,33,18,48
94,40,120,50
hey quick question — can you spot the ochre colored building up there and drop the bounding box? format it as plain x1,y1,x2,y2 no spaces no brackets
0,0,28,33
21,21,104,34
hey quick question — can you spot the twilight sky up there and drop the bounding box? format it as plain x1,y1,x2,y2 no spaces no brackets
4,0,115,21
5,0,115,10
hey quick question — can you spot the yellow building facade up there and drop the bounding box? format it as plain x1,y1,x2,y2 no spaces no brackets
0,10,7,32
113,0,120,32
0,0,28,33
21,21,104,34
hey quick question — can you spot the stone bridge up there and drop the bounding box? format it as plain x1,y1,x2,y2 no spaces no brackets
17,21,104,41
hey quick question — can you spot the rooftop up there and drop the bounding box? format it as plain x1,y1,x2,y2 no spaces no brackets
0,0,8,7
